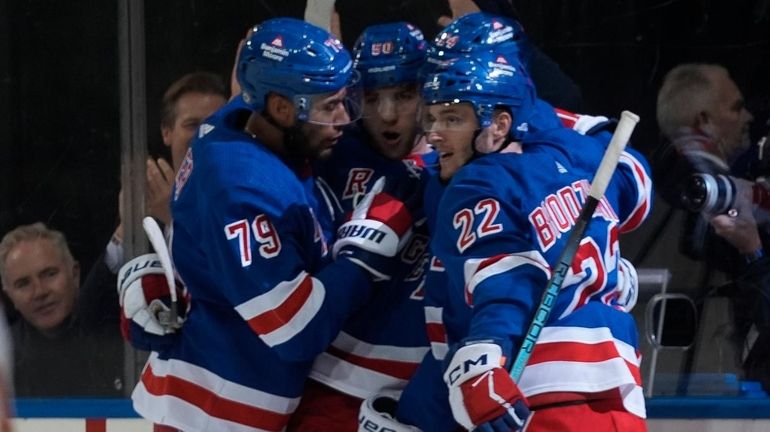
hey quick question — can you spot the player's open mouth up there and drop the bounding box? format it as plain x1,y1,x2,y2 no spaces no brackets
382,131,401,144
439,152,453,160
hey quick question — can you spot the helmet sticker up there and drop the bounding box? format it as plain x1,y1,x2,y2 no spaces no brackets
261,37,289,62
323,37,343,53
487,22,514,44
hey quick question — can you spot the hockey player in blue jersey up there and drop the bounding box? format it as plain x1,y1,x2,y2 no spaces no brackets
120,18,420,432
288,22,436,432
391,51,652,431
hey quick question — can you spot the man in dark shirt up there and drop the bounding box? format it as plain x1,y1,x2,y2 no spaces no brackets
0,222,123,397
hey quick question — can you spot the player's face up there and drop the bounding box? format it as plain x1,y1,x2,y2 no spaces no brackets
2,238,79,333
162,92,227,172
298,87,350,160
361,83,421,160
707,71,754,163
422,102,479,181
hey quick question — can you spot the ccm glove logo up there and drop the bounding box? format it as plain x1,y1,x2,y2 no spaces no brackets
447,352,490,385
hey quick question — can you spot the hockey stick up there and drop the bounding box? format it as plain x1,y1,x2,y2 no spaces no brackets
142,216,181,329
509,110,640,381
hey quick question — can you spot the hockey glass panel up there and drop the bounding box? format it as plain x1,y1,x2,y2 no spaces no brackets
646,293,697,349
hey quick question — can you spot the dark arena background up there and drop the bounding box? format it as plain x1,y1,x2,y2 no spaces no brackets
2,0,767,275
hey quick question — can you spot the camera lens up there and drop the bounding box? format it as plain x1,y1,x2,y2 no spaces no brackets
681,175,708,211
680,174,736,214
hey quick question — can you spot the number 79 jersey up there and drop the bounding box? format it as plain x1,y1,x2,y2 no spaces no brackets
130,100,374,432
431,127,652,417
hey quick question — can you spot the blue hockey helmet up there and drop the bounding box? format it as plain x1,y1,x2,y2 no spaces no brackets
237,17,361,124
422,49,536,139
425,12,530,76
352,21,427,89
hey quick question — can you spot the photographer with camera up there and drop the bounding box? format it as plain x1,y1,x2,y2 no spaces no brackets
652,62,770,391
655,63,759,265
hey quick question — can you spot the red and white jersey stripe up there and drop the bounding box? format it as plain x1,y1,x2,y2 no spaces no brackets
309,332,429,399
425,306,448,360
235,271,326,347
133,353,301,432
519,325,645,418
463,251,550,306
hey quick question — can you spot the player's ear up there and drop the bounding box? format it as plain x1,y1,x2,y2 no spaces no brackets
492,110,512,141
265,93,296,128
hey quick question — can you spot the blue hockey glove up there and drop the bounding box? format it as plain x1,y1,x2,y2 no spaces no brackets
117,253,188,351
444,339,530,432
333,177,415,281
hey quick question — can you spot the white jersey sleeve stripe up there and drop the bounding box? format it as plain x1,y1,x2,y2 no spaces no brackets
618,152,652,233
463,251,550,304
234,271,326,346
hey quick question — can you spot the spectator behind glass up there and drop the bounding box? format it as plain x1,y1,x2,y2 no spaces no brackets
651,63,770,391
0,222,123,396
654,64,759,276
106,72,228,272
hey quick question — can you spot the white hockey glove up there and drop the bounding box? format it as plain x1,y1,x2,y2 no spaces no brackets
333,177,415,281
444,339,530,432
117,253,188,351
615,257,639,312
358,393,420,432
572,114,610,135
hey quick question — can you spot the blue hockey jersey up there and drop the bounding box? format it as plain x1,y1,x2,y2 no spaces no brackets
399,126,652,430
131,99,377,432
309,129,434,398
